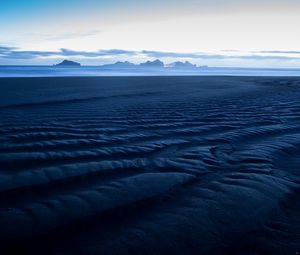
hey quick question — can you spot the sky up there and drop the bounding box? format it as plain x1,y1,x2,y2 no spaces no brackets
1,0,300,67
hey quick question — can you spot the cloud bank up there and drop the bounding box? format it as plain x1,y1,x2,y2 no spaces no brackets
1,46,300,66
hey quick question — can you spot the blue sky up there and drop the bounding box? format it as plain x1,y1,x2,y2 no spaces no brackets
1,0,300,67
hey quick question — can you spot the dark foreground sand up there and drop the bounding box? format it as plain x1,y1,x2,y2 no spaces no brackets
0,76,299,255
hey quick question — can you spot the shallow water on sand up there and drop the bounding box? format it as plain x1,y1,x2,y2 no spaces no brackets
0,76,299,255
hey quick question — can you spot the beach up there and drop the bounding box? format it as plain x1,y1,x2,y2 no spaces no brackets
0,76,299,254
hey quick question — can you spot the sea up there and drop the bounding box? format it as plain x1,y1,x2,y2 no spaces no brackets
0,65,300,77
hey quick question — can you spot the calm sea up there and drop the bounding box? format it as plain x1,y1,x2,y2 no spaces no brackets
0,66,300,77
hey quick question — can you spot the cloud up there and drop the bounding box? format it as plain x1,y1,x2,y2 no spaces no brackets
142,50,300,61
0,46,18,56
0,46,17,51
59,48,136,57
48,30,102,41
1,46,300,62
142,50,236,59
0,47,137,59
1,50,58,59
26,30,103,41
141,50,208,58
255,50,300,54
237,55,300,61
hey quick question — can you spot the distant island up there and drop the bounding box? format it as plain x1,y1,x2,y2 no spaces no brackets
100,60,207,70
140,59,164,68
101,61,135,68
53,59,208,71
166,61,197,69
54,60,81,67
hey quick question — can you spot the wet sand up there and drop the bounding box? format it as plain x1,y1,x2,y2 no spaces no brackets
0,76,299,255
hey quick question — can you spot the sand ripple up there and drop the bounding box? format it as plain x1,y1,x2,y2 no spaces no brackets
0,76,299,255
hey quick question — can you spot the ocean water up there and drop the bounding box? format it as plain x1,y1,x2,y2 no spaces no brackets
1,65,300,77
0,76,300,255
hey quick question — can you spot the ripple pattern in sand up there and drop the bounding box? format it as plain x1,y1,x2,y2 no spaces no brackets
0,76,300,255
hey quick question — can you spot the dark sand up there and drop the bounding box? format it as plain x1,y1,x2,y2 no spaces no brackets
0,76,299,255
